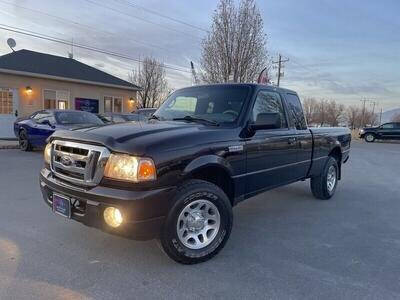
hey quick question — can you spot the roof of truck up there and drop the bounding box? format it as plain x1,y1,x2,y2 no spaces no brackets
177,83,297,94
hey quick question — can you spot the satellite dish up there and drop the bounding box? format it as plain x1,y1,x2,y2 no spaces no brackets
7,38,16,51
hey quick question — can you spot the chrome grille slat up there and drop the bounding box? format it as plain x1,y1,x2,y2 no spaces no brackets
50,140,110,187
54,149,88,161
53,161,85,174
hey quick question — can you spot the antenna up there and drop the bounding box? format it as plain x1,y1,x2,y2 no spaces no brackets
68,38,74,59
7,38,16,52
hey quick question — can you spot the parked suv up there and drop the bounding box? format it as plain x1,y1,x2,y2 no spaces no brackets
359,122,400,142
39,84,351,264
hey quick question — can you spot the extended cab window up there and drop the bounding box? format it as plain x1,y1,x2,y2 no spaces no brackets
285,93,307,130
252,90,288,129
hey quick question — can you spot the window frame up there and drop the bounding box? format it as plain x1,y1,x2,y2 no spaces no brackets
43,89,70,110
284,92,308,130
249,89,290,131
104,95,124,113
0,88,14,114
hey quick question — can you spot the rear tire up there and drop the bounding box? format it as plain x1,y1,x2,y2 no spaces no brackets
364,133,375,142
19,129,32,151
310,157,338,200
160,179,233,264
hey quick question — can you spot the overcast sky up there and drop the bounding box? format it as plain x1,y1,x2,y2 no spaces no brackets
0,0,399,110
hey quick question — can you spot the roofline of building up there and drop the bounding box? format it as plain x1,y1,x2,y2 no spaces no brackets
0,68,141,91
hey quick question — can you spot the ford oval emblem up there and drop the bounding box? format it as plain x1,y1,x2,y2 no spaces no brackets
60,155,73,166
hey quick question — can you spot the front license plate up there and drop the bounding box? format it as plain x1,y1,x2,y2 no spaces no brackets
52,193,71,218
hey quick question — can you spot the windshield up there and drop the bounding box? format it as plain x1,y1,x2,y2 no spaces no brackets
154,85,250,124
55,111,104,125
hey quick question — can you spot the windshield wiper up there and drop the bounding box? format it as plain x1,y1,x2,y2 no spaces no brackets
173,115,219,126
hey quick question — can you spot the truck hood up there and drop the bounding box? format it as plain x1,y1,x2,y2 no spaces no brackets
363,126,379,131
49,120,232,155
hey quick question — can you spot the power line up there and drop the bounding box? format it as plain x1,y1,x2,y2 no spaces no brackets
115,0,208,32
0,24,192,74
83,0,202,41
0,0,170,52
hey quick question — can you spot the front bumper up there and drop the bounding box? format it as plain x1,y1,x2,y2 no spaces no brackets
39,168,176,240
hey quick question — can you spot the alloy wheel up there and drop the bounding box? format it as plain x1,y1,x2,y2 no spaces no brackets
326,165,336,193
176,199,220,250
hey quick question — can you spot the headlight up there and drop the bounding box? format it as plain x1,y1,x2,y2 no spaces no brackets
104,154,156,182
44,143,52,164
359,129,364,134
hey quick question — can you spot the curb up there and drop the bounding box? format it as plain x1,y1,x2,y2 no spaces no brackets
0,145,20,150
0,140,20,150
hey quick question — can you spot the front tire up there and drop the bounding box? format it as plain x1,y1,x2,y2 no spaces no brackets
364,133,375,142
310,157,339,200
19,129,32,151
160,179,233,264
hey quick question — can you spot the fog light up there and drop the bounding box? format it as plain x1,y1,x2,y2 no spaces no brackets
103,207,123,228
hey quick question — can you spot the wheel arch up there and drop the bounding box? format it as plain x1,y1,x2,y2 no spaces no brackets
183,155,235,205
328,146,342,180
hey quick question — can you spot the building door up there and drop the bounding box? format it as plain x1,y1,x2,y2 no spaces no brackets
0,88,19,138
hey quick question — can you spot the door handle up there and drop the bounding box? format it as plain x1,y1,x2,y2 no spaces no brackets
288,137,297,144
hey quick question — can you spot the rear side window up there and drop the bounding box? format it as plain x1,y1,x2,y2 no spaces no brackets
252,90,288,129
382,123,394,129
285,93,307,130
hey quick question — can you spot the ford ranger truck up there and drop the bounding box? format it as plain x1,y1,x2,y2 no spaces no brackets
39,84,351,264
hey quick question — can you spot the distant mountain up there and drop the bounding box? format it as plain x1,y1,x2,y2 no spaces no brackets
380,108,400,123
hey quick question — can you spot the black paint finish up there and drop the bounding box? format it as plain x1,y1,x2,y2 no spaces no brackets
41,84,351,240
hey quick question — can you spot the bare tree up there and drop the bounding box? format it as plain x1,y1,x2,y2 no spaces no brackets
200,0,269,83
302,98,319,125
129,57,168,108
326,100,345,126
346,105,361,129
314,99,330,126
362,110,377,127
391,113,400,122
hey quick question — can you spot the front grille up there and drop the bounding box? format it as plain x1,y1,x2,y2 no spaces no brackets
50,140,110,187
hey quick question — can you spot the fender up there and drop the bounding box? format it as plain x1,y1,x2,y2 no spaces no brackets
182,155,234,177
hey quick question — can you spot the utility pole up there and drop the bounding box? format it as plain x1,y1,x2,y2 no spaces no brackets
360,98,368,128
379,107,383,125
360,98,377,127
370,101,377,126
272,54,289,87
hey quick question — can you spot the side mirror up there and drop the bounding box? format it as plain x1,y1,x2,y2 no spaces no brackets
40,119,54,128
250,112,281,131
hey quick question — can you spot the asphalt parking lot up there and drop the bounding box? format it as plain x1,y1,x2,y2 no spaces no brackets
0,141,399,299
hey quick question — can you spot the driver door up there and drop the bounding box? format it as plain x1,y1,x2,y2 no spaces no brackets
245,90,300,196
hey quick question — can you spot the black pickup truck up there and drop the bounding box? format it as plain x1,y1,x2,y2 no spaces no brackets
359,122,400,142
39,84,351,264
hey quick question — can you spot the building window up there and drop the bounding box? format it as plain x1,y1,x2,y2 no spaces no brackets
104,96,123,113
44,89,69,110
0,88,13,114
